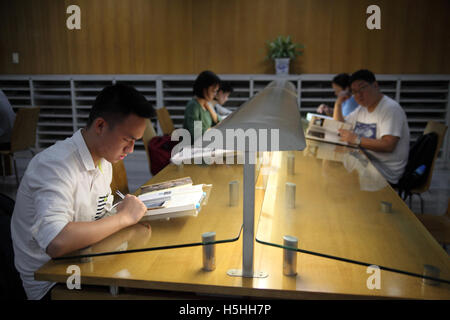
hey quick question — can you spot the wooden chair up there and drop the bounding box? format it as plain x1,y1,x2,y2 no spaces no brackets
0,107,40,184
142,119,157,175
110,160,129,197
415,198,450,248
156,107,175,135
408,121,448,213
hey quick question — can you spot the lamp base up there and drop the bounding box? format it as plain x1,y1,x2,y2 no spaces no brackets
226,269,268,278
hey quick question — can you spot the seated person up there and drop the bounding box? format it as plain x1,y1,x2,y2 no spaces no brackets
11,84,155,300
316,73,358,117
183,70,221,144
210,82,233,118
334,69,410,185
0,89,15,145
0,89,16,175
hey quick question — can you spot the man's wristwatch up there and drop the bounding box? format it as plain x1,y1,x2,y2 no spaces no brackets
354,136,361,146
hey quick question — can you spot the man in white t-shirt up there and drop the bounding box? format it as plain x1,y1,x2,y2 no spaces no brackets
334,69,410,184
10,84,155,300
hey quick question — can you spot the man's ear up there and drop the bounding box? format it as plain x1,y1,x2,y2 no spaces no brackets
373,81,379,90
93,117,107,135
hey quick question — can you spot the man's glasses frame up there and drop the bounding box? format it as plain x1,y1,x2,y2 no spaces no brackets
351,83,371,96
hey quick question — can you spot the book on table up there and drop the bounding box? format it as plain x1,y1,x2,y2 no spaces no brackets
140,177,193,192
138,178,207,220
305,113,357,147
170,146,237,164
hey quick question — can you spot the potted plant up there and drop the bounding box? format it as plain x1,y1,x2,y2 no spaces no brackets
266,35,304,75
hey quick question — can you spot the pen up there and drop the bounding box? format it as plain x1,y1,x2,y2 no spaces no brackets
110,190,125,211
115,190,125,199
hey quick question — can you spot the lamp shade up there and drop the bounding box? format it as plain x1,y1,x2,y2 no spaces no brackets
197,79,306,152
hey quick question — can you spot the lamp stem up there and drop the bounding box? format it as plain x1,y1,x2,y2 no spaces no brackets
242,151,255,277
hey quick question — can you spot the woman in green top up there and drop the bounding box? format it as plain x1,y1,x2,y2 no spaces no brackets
183,70,221,144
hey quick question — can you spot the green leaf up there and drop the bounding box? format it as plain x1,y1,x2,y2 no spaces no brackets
266,35,304,60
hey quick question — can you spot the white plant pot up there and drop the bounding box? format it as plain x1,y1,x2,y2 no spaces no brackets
275,58,290,75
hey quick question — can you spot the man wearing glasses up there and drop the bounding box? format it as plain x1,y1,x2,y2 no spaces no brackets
333,69,410,185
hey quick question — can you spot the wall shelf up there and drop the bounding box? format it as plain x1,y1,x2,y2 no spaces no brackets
0,74,448,161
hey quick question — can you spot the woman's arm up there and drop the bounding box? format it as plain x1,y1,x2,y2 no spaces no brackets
333,91,351,122
205,101,220,124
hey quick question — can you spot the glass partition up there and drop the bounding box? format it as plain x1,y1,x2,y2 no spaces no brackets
54,160,263,260
256,140,450,284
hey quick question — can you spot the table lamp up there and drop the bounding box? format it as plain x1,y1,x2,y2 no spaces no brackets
194,79,306,278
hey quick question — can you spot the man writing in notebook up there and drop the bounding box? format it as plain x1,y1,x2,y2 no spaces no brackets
11,84,155,300
333,69,409,185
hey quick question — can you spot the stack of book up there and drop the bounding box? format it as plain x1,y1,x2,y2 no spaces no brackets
138,177,207,221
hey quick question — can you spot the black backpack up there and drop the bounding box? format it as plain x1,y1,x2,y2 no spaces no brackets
397,132,438,198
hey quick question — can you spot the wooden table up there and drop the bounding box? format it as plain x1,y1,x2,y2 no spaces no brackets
256,142,450,285
35,141,450,299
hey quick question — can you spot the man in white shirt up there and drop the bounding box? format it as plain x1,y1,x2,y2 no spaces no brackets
11,84,155,300
334,69,410,184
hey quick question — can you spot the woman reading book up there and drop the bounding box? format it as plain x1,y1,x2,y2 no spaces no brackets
183,70,222,144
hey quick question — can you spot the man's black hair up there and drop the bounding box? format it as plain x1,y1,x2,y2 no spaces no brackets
86,84,155,128
332,73,351,89
219,81,233,94
349,69,377,85
193,70,221,98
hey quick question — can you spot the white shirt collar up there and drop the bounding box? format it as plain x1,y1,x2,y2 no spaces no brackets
73,129,97,172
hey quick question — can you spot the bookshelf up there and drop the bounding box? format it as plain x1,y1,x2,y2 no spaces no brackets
1,74,448,161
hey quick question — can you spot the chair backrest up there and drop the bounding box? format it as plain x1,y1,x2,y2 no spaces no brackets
10,107,40,152
415,121,448,193
110,160,129,196
156,107,175,135
142,119,157,174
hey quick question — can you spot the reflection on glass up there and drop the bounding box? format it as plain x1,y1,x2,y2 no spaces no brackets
256,141,450,284
55,164,246,260
304,140,387,191
73,221,152,261
92,221,152,254
344,151,387,192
